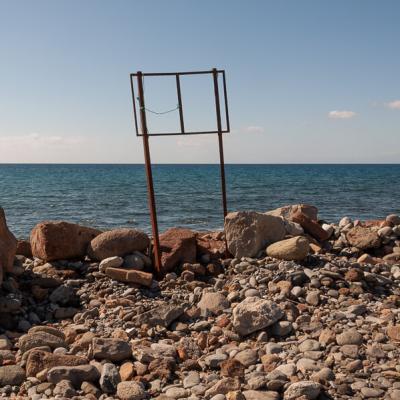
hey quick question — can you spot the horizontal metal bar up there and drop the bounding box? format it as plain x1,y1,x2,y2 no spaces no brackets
136,129,229,137
130,70,224,77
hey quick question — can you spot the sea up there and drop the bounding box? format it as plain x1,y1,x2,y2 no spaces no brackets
0,164,399,239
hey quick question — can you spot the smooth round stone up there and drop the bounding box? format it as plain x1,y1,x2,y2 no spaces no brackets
360,387,384,398
165,387,189,399
265,343,282,354
245,289,260,298
299,339,320,352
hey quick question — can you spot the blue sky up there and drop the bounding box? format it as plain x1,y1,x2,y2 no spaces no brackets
0,0,399,163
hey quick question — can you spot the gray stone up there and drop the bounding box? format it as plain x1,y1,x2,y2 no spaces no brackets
47,365,100,387
233,297,283,336
92,338,132,362
100,363,121,393
336,329,363,345
284,381,321,399
116,381,146,400
197,292,229,316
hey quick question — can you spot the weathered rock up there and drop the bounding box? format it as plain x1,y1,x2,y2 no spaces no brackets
18,332,67,353
196,231,226,260
100,362,121,393
0,365,25,386
92,337,132,362
88,228,149,261
159,227,197,272
387,325,400,342
284,381,321,399
47,365,100,387
99,256,124,272
117,381,146,400
220,359,245,377
105,267,153,287
26,349,87,376
197,292,229,316
0,208,17,276
292,211,329,242
49,285,77,305
336,329,363,345
30,221,101,261
16,239,32,257
266,236,310,261
131,303,185,328
243,390,280,400
266,204,318,221
346,226,381,249
232,297,283,336
225,211,286,258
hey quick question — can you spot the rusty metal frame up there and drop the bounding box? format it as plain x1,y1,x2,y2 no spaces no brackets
129,68,230,273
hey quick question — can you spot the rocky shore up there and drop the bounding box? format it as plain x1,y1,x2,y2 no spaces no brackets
0,204,399,400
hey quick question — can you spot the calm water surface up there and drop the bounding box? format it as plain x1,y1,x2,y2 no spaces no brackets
0,164,399,238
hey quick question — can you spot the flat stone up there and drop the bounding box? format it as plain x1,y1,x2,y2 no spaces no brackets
336,329,363,345
92,337,132,362
47,365,100,387
197,292,229,316
266,236,310,261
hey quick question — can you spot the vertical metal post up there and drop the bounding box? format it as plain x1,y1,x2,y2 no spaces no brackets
176,75,185,134
212,68,228,219
136,71,162,274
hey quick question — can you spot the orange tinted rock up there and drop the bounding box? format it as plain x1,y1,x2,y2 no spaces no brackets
159,228,197,273
30,221,101,261
387,325,400,342
16,240,32,257
292,211,329,242
196,232,226,260
120,362,135,381
346,226,381,250
266,204,318,221
105,268,152,287
0,208,17,276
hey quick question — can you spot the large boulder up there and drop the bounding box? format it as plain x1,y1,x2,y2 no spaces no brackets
196,231,226,261
30,221,101,261
266,236,310,261
0,208,17,277
346,226,381,250
225,211,285,258
232,297,283,336
266,204,318,221
87,228,149,261
159,228,196,272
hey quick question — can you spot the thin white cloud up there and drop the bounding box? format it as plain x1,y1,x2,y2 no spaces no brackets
385,100,400,110
0,133,86,148
244,126,264,134
328,110,356,119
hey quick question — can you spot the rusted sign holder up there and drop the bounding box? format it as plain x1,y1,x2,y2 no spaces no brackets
129,68,230,273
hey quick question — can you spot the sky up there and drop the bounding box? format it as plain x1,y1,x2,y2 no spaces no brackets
0,0,399,164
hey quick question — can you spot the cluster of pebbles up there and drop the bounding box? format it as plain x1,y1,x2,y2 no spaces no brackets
0,209,400,400
0,237,399,400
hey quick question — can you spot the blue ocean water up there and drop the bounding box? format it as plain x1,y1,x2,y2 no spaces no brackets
0,164,399,239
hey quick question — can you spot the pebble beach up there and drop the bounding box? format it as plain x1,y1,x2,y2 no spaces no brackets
0,204,399,400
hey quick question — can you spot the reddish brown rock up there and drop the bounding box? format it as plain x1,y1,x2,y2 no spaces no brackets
220,359,245,377
104,267,153,287
387,325,400,342
196,231,226,260
0,208,17,276
292,211,329,242
26,349,88,376
30,221,101,261
346,226,381,250
158,228,197,272
16,240,32,257
87,228,149,261
266,204,318,221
